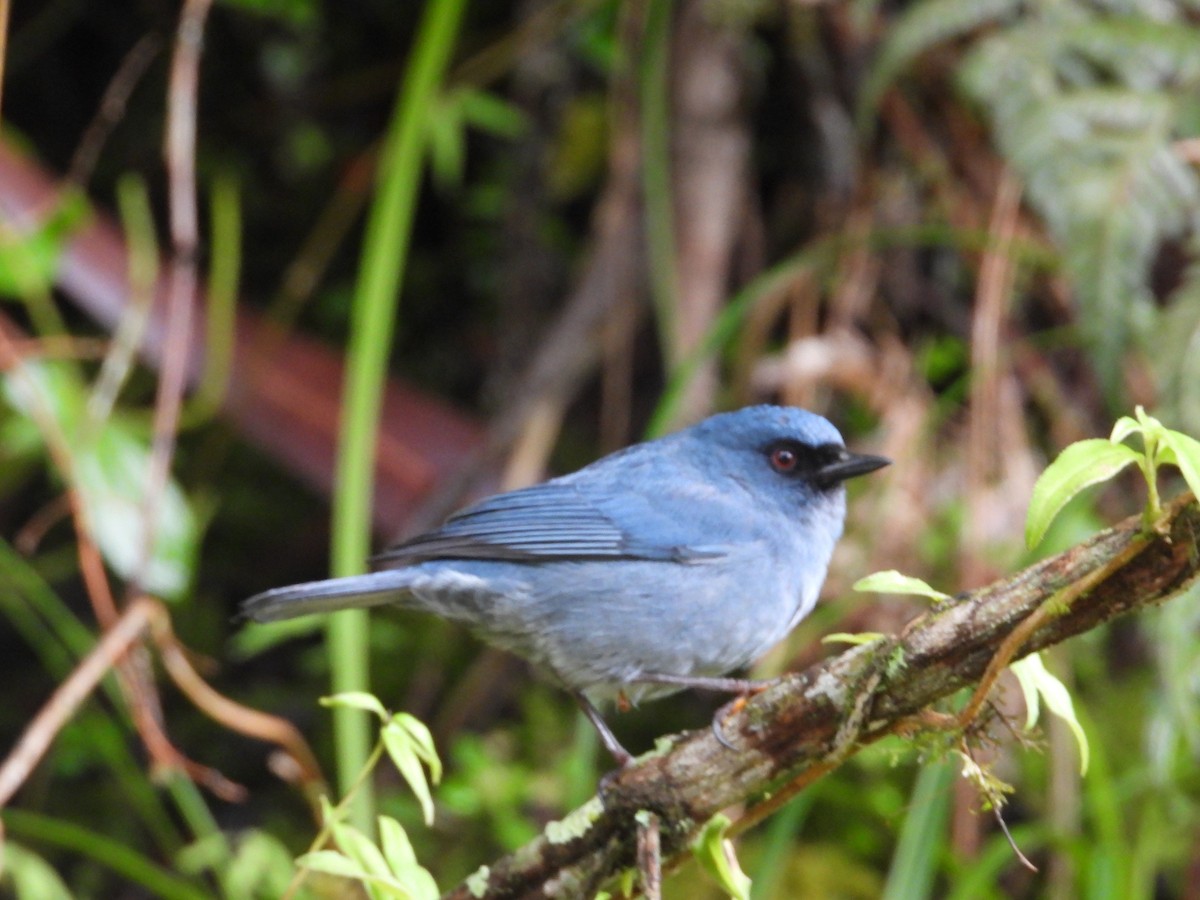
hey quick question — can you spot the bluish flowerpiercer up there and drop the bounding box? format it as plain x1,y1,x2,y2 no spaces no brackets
242,405,889,764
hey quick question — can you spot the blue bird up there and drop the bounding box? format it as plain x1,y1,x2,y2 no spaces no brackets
242,405,889,765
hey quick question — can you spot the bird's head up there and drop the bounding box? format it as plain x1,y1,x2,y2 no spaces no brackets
689,405,890,513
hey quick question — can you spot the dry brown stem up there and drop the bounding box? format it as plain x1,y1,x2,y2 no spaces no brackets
0,597,156,811
0,592,328,815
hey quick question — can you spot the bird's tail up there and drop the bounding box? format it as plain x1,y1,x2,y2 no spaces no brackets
240,571,414,622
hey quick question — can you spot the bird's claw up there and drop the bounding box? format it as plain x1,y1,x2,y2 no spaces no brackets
711,683,772,752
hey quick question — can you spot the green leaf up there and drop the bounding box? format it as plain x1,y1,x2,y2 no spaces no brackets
322,798,391,880
1,842,74,900
388,712,442,783
426,93,465,189
1,361,199,598
1010,653,1089,775
691,814,751,900
957,13,1200,397
225,830,297,900
860,0,1021,125
1109,414,1142,446
0,192,88,298
457,89,528,138
74,424,197,598
882,759,956,900
1153,285,1200,434
296,849,370,879
821,632,886,646
1161,428,1200,501
388,865,440,900
216,0,317,27
853,570,951,602
1134,405,1161,432
382,721,437,826
227,615,323,659
378,816,417,871
377,818,440,900
1025,439,1142,549
321,692,388,720
1012,656,1040,732
300,839,437,900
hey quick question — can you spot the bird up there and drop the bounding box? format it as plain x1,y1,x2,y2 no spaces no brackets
241,405,889,766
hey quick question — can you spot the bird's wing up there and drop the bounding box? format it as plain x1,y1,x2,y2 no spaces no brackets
371,480,722,567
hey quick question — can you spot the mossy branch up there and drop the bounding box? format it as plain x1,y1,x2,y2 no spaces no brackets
443,492,1200,899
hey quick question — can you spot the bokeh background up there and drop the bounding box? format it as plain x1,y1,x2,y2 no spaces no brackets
1,0,1199,897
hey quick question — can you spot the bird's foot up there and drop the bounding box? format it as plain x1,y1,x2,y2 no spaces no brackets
629,672,776,752
711,681,773,751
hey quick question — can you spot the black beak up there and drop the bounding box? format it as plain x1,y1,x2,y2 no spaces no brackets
816,450,891,488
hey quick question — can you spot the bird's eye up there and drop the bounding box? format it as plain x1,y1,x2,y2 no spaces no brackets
769,446,798,473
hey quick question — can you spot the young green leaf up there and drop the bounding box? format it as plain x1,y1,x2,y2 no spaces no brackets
304,800,438,900
228,615,323,659
225,829,297,900
691,814,751,900
76,425,198,598
389,712,443,784
2,361,199,599
1010,653,1089,775
327,811,392,882
821,632,886,646
1161,428,1200,501
0,193,87,298
457,88,528,139
1109,414,1142,445
426,93,465,189
854,570,951,602
389,865,440,900
378,817,439,900
1012,658,1040,732
320,692,388,721
1025,439,1141,549
0,842,75,900
382,721,437,826
295,849,370,880
378,816,417,871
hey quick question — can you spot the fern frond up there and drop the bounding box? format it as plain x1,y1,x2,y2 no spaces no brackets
957,11,1200,395
859,0,1023,126
1155,253,1200,433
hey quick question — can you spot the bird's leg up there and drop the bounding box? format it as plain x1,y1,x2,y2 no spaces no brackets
631,672,772,693
632,672,776,751
573,690,634,768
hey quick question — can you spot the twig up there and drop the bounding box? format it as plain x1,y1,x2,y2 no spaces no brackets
954,532,1151,730
0,589,326,810
0,0,9,124
13,494,71,554
635,811,662,900
132,0,212,595
0,315,111,362
0,323,191,788
0,328,122,626
147,603,326,806
67,33,164,189
442,493,1200,899
87,175,159,431
992,805,1037,873
0,597,155,809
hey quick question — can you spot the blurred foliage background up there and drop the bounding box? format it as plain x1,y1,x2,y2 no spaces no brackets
1,0,1199,897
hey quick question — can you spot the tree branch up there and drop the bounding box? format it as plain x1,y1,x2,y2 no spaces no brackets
444,492,1200,899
